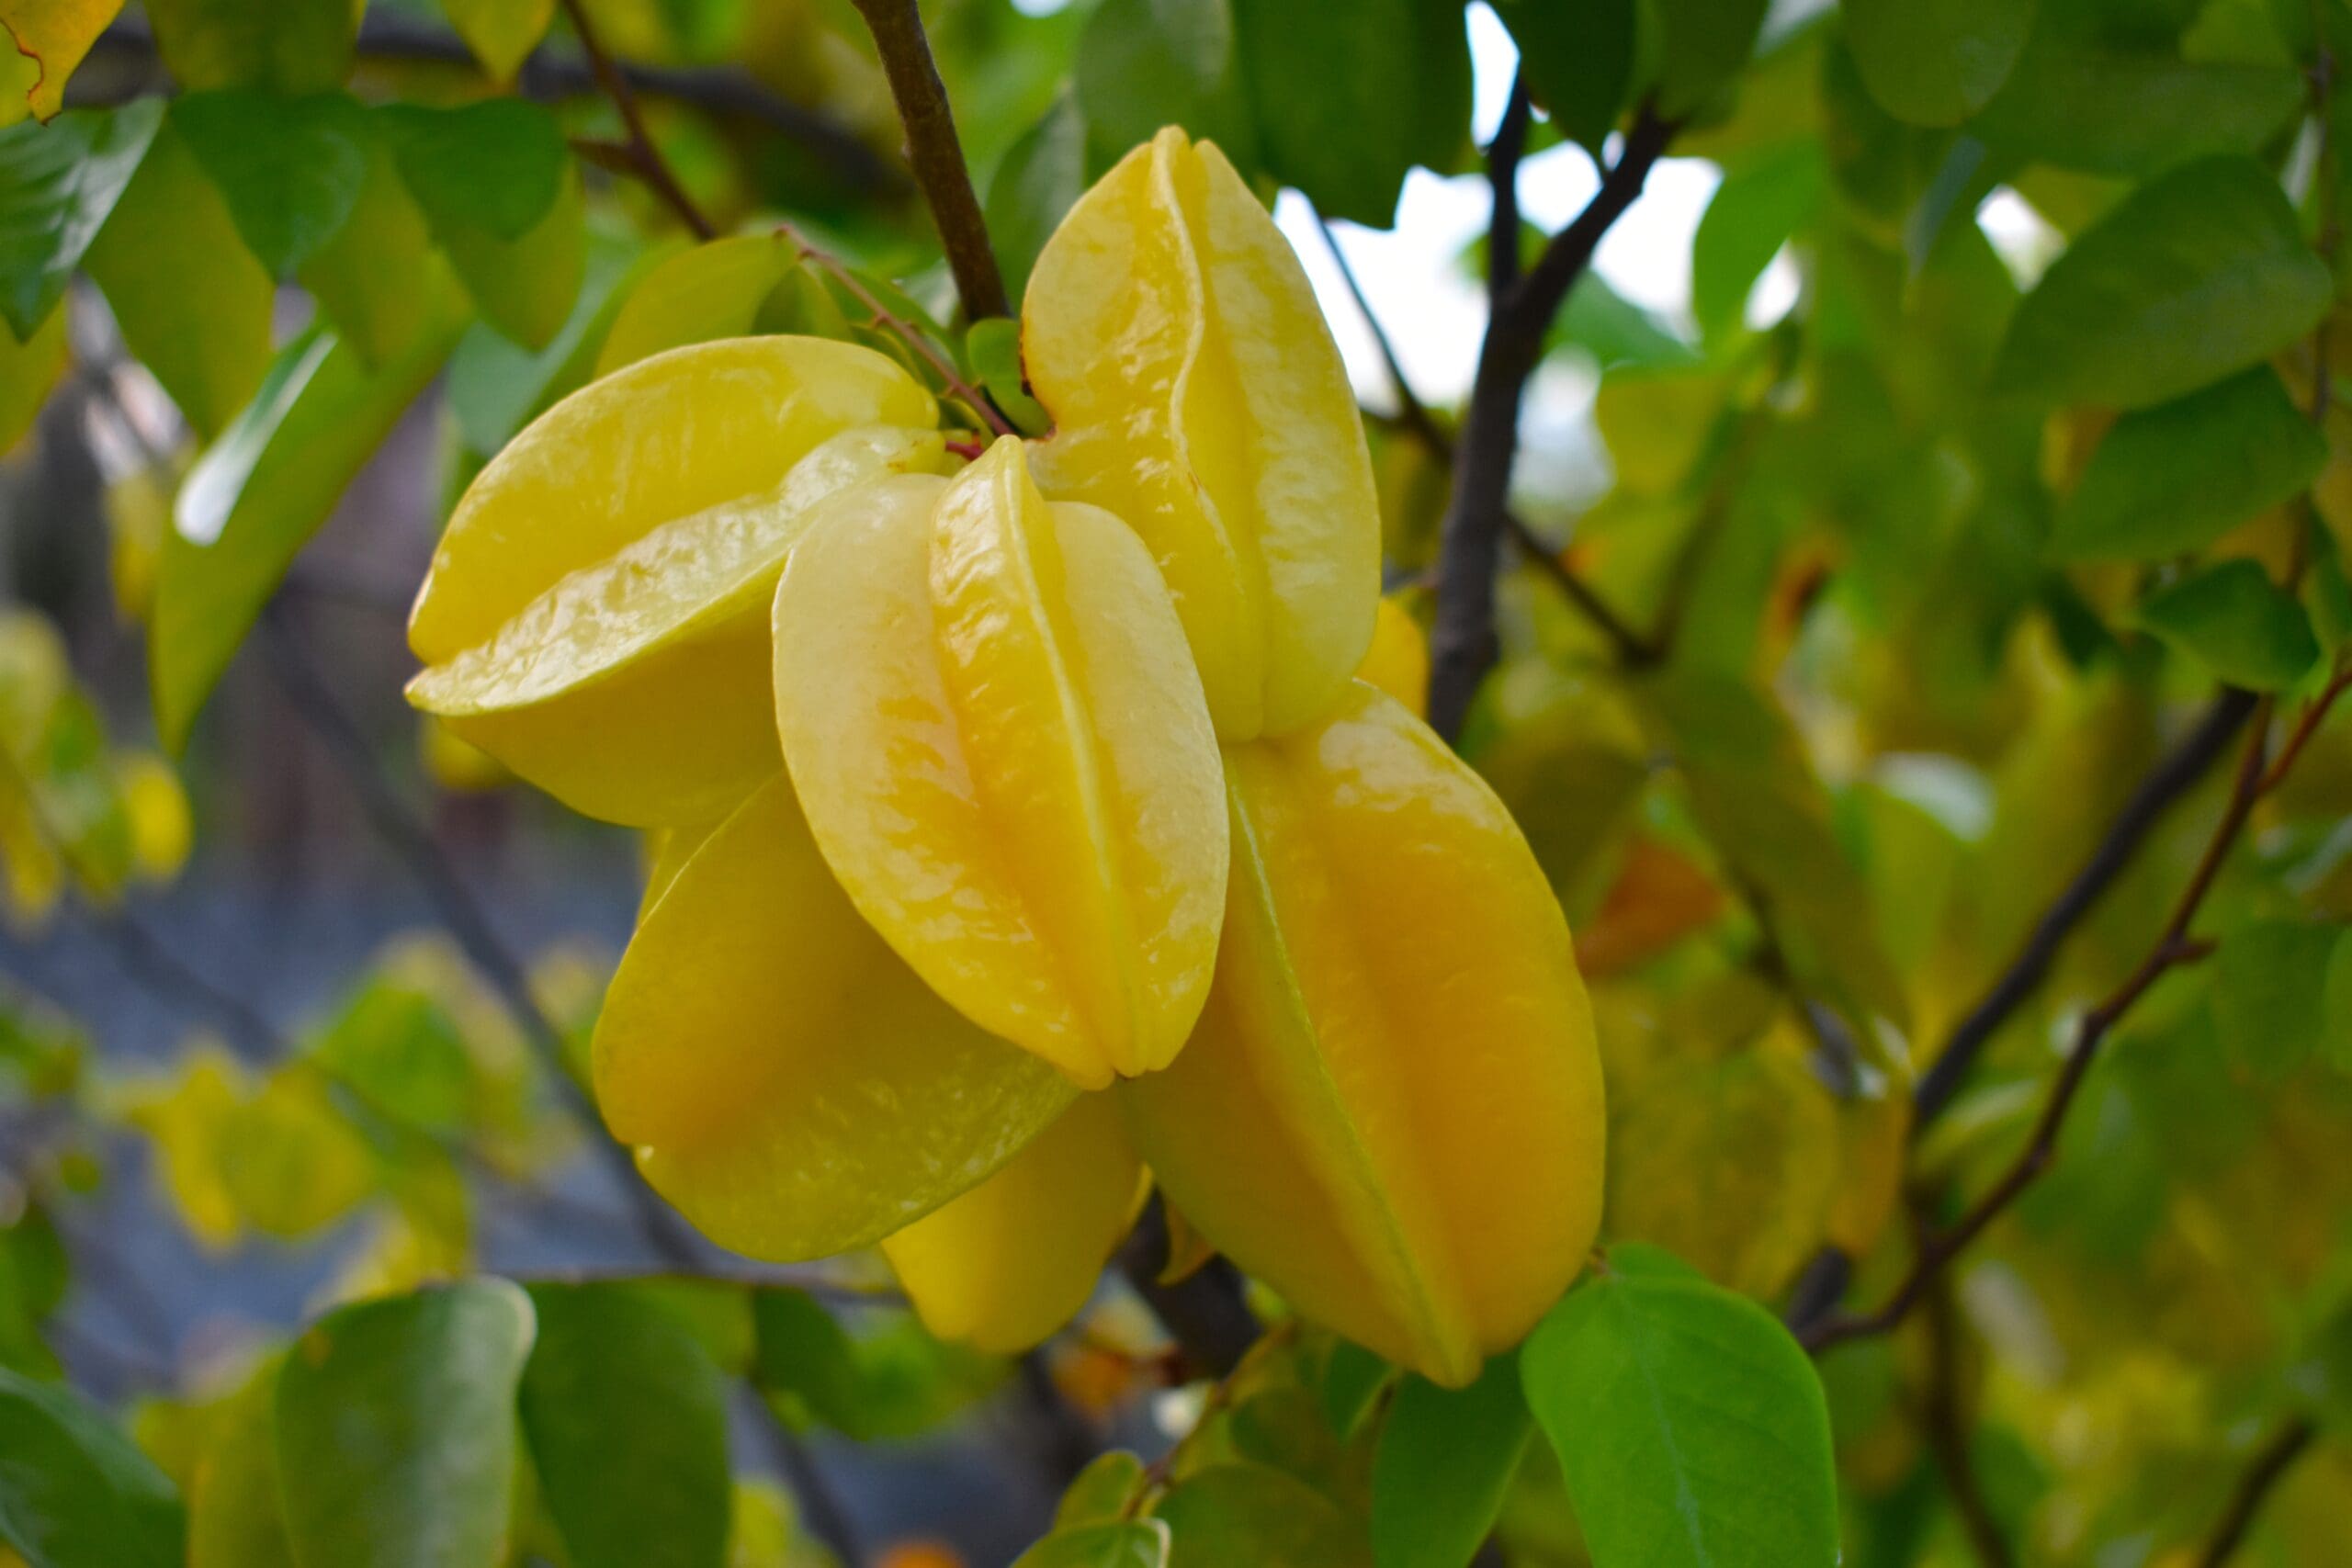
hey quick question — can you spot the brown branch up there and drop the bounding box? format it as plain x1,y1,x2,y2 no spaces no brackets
1114,1196,1261,1382
557,0,716,240
1487,76,1532,299
1427,108,1675,739
2195,1419,2318,1567
845,0,1008,321
1804,669,2352,1352
1921,1275,2013,1568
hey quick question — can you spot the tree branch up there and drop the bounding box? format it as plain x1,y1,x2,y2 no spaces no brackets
557,0,715,239
1802,669,2352,1353
2195,1419,2317,1567
1921,1274,2013,1568
1487,77,1531,299
1114,1197,1260,1381
1427,109,1675,739
1911,686,2259,1129
846,0,1008,321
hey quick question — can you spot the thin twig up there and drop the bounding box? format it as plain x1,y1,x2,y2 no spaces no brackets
1114,1196,1260,1382
1804,671,2352,1351
845,0,1009,321
556,0,716,240
1427,108,1676,739
1920,1273,2013,1568
2195,1419,2318,1567
1311,212,1658,666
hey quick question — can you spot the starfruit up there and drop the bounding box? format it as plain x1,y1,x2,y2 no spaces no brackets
881,1093,1147,1353
771,437,1227,1089
1023,127,1382,741
406,336,945,826
592,771,1075,1261
1119,683,1605,1387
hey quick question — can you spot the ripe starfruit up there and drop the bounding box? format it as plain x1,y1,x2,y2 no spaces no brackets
1023,126,1382,742
406,336,945,826
881,1093,1148,1353
592,771,1075,1261
771,437,1227,1089
1119,683,1605,1388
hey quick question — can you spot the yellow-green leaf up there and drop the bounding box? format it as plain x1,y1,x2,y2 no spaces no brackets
0,0,128,120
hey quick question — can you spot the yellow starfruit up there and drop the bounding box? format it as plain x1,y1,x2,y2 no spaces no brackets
406,336,944,826
1353,594,1430,716
1023,126,1382,741
1120,683,1605,1387
592,771,1076,1261
771,437,1227,1089
881,1093,1147,1353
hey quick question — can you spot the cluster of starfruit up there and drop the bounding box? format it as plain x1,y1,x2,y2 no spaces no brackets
405,129,1603,1388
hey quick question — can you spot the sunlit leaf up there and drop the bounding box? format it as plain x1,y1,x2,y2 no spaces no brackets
0,0,128,120
436,0,556,83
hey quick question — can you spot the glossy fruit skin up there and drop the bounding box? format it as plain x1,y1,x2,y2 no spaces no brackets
1023,127,1381,743
881,1092,1147,1353
593,772,1074,1262
772,438,1227,1089
406,337,941,826
1120,683,1605,1387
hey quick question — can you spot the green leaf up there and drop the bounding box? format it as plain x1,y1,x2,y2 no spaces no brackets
1968,40,2304,176
1056,1452,1148,1529
1521,1246,1838,1568
79,117,272,438
2051,368,2326,559
2135,559,2320,691
2213,919,2344,1078
1844,0,2034,127
0,1203,65,1378
1990,155,2330,410
1690,141,1824,339
143,0,356,91
446,227,662,456
435,161,584,351
2306,525,2352,654
967,316,1050,434
989,91,1088,301
1490,0,1635,150
1075,0,1256,174
379,99,566,242
0,1364,185,1568
1013,1520,1172,1568
1233,0,1471,226
1152,1464,1368,1568
0,97,163,340
187,1361,297,1568
1371,1354,1531,1568
435,0,556,83
1314,1338,1393,1439
153,291,467,750
519,1284,732,1568
274,1280,537,1568
594,231,798,378
295,136,444,367
1651,0,1771,118
2326,932,2352,1074
0,305,66,454
750,1287,867,1437
171,89,371,278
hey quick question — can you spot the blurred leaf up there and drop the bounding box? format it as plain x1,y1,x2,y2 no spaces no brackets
295,136,443,367
2051,367,2325,559
435,161,584,351
2135,558,2319,691
436,0,555,82
0,1365,185,1568
2213,919,2345,1078
594,231,797,377
1370,1355,1531,1568
0,0,126,119
1489,0,1634,150
153,290,465,750
275,1280,537,1568
80,118,271,438
0,304,64,453
187,1361,296,1568
1012,1521,1171,1568
0,97,162,339
1074,0,1256,175
1232,0,1470,226
216,1068,378,1238
1690,141,1823,339
171,89,370,278
2330,933,2352,1074
447,227,663,455
1315,1338,1393,1439
2306,525,2352,654
143,0,356,91
378,98,567,243
519,1284,731,1568
1056,1451,1148,1529
989,91,1087,301
311,971,476,1137
0,1203,62,1378
1550,272,1701,374
1968,34,2303,175
1845,0,2033,126
750,1287,866,1436
967,315,1049,434
1521,1246,1837,1568
1650,0,1771,118
1990,155,2328,410
1152,1463,1369,1567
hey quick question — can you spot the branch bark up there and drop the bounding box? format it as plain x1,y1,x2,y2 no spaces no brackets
2196,1419,2317,1567
558,0,716,240
1114,1198,1261,1381
846,0,1009,321
1426,110,1675,739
